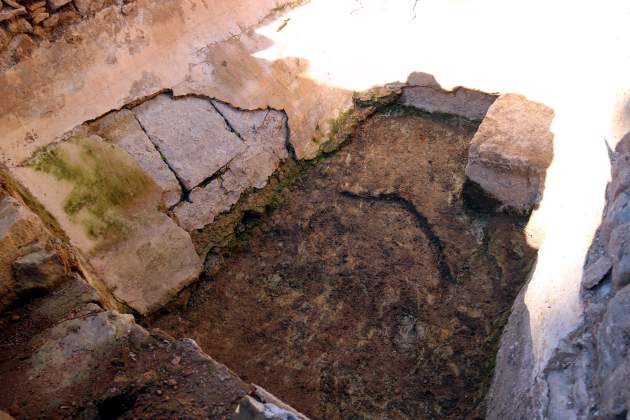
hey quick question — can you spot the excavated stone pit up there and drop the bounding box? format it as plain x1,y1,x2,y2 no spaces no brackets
150,106,537,419
0,73,551,418
6,1,629,418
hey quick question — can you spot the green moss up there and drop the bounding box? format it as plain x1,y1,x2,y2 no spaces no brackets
29,136,155,240
328,109,353,142
319,107,376,155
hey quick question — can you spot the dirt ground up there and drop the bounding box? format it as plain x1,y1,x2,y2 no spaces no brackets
151,109,537,419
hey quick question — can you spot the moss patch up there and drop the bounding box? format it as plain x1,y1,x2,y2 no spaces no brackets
29,136,156,240
319,107,376,154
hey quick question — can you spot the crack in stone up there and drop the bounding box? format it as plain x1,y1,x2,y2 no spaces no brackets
195,154,240,191
339,190,455,284
281,110,296,160
130,110,191,204
209,100,248,144
46,89,295,214
410,0,420,22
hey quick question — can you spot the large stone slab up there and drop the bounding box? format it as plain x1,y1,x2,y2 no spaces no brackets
14,135,202,314
465,93,555,213
90,109,182,208
133,94,246,190
90,211,202,314
173,103,288,231
173,178,240,231
212,102,289,189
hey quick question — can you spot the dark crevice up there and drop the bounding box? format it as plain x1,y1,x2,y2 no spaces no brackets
193,154,241,192
339,190,455,284
96,389,139,420
462,179,502,214
208,100,248,144
281,110,297,160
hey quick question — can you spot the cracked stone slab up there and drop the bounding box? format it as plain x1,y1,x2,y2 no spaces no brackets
211,101,288,151
465,93,555,213
12,135,202,315
212,102,288,188
133,94,246,190
89,109,182,208
172,104,288,231
173,178,240,231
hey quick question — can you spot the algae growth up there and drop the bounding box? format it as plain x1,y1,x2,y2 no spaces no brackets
30,135,155,239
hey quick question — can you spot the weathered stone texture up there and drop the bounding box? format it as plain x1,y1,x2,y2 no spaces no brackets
465,93,555,213
485,287,536,419
12,246,66,296
0,309,251,418
0,32,34,67
90,211,202,315
73,0,107,16
133,94,246,190
0,196,55,310
0,6,25,22
47,0,72,11
400,85,496,121
0,261,305,419
488,133,630,419
173,102,288,231
582,254,612,289
212,102,288,189
90,109,182,208
234,385,310,420
596,286,630,417
13,135,202,315
0,0,308,77
173,178,240,231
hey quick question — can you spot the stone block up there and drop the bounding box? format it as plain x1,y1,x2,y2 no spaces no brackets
465,94,554,213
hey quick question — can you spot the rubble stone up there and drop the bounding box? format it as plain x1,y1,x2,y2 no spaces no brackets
12,246,67,296
465,94,555,213
582,254,613,289
73,0,106,16
0,6,25,22
0,196,49,310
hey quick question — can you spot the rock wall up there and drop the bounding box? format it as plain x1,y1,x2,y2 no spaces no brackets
486,115,630,418
0,0,127,71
